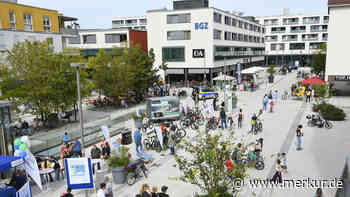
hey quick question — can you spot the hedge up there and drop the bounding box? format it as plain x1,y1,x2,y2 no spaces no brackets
313,103,346,121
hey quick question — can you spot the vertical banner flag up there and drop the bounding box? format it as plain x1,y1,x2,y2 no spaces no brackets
155,127,163,148
24,151,42,190
101,125,110,141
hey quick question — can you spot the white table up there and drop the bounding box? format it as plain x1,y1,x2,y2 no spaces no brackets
40,168,54,191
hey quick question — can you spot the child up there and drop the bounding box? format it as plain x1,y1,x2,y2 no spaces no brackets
270,101,274,113
280,153,288,173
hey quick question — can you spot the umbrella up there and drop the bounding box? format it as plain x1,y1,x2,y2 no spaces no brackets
301,77,325,85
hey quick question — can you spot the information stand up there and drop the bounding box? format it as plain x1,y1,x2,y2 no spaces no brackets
64,158,94,190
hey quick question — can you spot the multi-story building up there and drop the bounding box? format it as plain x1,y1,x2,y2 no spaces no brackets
0,0,78,53
325,0,350,95
256,10,329,67
112,16,147,31
66,28,147,58
147,3,265,83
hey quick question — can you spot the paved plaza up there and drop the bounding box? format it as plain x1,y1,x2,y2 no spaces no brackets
30,71,350,197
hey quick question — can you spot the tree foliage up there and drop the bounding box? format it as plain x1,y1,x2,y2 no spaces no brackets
0,40,91,120
88,45,157,101
174,130,248,196
312,43,327,75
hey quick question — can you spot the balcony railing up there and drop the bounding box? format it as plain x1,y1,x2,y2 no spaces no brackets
282,38,298,42
265,22,279,26
60,28,78,37
303,20,320,24
302,37,319,41
283,21,299,25
265,39,278,42
271,30,286,34
311,29,327,32
322,37,328,41
290,29,306,33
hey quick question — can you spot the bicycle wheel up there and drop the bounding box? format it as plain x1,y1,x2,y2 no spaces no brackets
325,121,333,129
258,122,263,132
255,161,265,170
126,173,136,185
144,139,151,150
176,129,186,139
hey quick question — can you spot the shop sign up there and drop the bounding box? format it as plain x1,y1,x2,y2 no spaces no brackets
195,22,208,30
193,49,205,58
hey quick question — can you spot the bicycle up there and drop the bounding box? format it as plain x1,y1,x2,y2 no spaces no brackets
143,130,161,151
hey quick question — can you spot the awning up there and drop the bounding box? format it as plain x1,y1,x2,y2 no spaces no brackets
0,156,24,173
241,66,266,74
213,74,235,81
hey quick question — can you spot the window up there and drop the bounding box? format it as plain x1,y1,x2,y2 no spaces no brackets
257,37,260,43
271,44,277,51
262,28,265,34
278,43,285,50
43,16,51,32
289,43,305,50
23,14,32,31
139,19,147,24
224,16,231,25
232,18,237,27
262,37,264,43
249,36,253,42
238,33,243,41
244,22,248,30
214,12,222,23
162,47,185,62
257,26,261,33
167,13,191,24
238,21,243,28
213,29,222,40
167,31,191,40
244,35,248,42
69,36,81,44
249,24,253,31
224,32,232,40
232,33,237,41
105,34,127,43
83,35,97,44
9,11,16,30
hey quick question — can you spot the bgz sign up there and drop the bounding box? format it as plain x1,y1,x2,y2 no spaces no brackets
195,22,208,30
193,49,205,58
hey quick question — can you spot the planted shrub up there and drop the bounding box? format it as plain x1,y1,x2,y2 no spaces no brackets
313,103,346,121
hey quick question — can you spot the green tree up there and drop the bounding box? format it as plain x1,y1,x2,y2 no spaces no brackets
174,130,249,196
0,40,91,121
88,46,157,102
312,43,327,75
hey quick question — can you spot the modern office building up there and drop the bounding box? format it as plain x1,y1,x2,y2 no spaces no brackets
256,10,329,67
147,2,265,83
325,0,350,95
0,0,79,53
112,16,147,31
66,28,147,58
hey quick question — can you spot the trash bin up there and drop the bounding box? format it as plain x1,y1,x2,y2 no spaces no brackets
121,130,132,145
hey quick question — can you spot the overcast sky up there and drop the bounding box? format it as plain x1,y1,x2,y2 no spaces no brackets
20,0,328,29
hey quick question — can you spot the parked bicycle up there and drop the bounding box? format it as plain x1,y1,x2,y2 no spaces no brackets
205,117,219,131
306,114,333,129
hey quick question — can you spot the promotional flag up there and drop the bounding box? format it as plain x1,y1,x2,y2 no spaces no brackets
24,151,42,190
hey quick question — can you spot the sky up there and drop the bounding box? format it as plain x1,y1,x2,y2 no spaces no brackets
20,0,328,29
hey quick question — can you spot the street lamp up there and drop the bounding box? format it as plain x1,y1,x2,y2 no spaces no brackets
70,63,86,152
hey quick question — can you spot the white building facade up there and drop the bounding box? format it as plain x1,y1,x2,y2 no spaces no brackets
112,16,147,31
325,0,350,95
147,7,265,83
257,11,329,66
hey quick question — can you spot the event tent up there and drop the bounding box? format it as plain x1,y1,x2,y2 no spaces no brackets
213,74,235,81
0,156,24,173
241,66,266,74
301,77,325,85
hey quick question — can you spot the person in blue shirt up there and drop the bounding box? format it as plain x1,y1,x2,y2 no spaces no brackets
62,131,69,143
133,128,143,157
72,138,82,157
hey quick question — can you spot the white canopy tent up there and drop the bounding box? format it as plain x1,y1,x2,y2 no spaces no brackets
241,66,266,74
213,74,235,81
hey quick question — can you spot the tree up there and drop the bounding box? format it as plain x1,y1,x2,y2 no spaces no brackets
312,43,327,75
88,46,157,102
174,130,249,196
0,40,91,121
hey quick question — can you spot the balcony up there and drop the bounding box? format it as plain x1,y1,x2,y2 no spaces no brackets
290,29,306,33
303,20,320,24
265,39,278,42
265,22,279,26
60,28,79,37
282,38,298,42
125,23,137,26
271,31,285,34
283,21,299,25
302,37,319,41
311,29,327,32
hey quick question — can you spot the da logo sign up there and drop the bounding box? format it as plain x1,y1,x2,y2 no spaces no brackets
193,49,205,58
195,22,208,30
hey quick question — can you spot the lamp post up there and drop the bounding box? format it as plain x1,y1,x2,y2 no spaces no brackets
70,63,86,152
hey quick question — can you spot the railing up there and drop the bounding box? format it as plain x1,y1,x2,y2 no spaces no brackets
302,37,319,41
282,38,298,41
283,21,299,25
271,30,286,34
60,28,78,36
290,29,306,33
311,29,327,32
303,20,320,24
265,39,278,42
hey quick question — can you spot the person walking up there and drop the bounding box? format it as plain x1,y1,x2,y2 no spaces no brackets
90,145,102,174
269,101,274,113
62,131,69,143
104,177,113,197
97,183,106,197
263,95,269,111
237,109,243,128
101,138,111,159
151,186,159,197
274,90,278,103
51,156,61,181
134,128,144,157
158,186,170,197
220,108,227,130
296,125,303,151
306,88,312,103
169,132,176,155
271,159,282,184
213,97,217,111
61,188,73,197
280,153,288,173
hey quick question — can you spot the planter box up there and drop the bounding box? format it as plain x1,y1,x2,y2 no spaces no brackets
111,166,126,184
